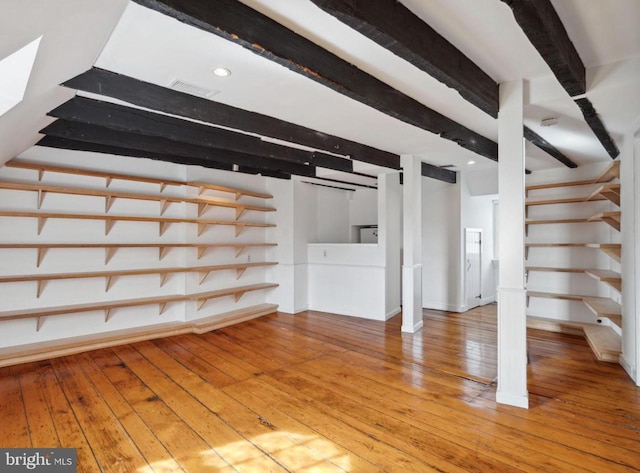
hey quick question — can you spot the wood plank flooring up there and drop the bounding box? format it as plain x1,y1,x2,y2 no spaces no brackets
1,304,639,472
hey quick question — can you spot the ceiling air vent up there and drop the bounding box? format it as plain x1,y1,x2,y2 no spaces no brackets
169,79,219,99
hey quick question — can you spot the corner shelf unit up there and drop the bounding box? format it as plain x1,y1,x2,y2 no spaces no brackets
0,159,280,365
525,160,622,362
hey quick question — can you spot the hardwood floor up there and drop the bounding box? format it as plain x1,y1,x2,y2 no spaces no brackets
1,305,639,472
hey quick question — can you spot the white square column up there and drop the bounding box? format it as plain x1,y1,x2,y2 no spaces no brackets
401,154,423,333
496,80,529,408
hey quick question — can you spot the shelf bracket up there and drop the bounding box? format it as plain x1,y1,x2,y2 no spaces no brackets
235,191,242,201
235,246,245,257
159,302,168,315
196,298,207,311
37,217,47,235
105,195,114,213
160,200,171,216
236,268,247,280
37,190,46,209
160,273,169,287
236,207,247,220
106,276,116,292
199,270,211,285
37,168,44,182
36,316,44,332
197,246,208,259
160,182,168,193
105,176,113,188
159,246,170,260
105,247,116,265
105,308,113,323
37,248,47,268
159,221,170,237
36,280,45,298
235,226,245,237
234,291,246,302
197,223,208,236
197,186,205,196
105,219,115,236
198,203,208,217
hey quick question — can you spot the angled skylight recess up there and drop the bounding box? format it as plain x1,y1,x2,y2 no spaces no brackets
0,36,42,117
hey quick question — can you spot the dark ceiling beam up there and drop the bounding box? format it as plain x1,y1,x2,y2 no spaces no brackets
40,120,316,177
308,0,498,117
574,98,620,159
130,0,498,161
501,0,584,96
64,68,399,169
50,96,353,173
523,126,577,168
502,0,620,160
422,162,456,184
36,136,292,179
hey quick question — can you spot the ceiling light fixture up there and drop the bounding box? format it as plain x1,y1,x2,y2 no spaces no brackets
467,160,476,165
212,67,231,77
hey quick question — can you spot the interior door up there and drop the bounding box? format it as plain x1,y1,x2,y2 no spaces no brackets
465,228,482,310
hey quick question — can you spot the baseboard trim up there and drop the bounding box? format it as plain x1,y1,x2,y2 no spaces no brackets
0,303,278,368
385,307,401,320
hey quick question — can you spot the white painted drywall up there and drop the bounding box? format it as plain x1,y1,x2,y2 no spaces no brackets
421,175,463,311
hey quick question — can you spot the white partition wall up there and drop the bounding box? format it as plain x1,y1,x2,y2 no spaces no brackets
496,79,529,408
401,154,423,333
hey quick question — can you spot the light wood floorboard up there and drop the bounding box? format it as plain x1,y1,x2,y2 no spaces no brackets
1,304,639,472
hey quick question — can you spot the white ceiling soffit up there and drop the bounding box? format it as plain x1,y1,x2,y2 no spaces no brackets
0,37,42,117
93,0,640,174
0,0,129,165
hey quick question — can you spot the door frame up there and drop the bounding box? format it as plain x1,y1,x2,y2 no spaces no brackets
464,228,483,311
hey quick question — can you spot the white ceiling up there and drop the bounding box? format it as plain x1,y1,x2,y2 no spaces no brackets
1,0,639,180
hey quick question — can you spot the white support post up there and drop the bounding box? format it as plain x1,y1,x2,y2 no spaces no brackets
401,155,423,333
496,79,529,409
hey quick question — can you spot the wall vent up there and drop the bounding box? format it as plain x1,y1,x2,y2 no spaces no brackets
169,79,219,98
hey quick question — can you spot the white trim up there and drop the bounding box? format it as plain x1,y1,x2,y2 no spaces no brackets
620,355,637,382
385,307,401,320
496,391,529,409
402,319,423,333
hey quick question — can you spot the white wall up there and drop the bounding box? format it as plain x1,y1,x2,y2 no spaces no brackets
525,161,620,323
422,176,463,311
305,173,401,320
0,146,275,348
461,172,498,306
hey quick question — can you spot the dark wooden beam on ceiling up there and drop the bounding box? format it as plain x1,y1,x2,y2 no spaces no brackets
502,0,620,161
41,120,316,177
574,98,620,159
37,136,292,179
501,0,585,96
523,126,577,168
422,162,456,184
130,0,498,161
308,0,498,117
50,96,353,173
64,68,399,170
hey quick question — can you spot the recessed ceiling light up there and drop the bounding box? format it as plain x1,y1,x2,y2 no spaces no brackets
212,67,231,77
467,160,476,165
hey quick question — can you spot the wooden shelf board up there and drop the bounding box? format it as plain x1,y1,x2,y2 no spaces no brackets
3,160,274,201
583,297,622,317
525,218,589,225
526,291,584,302
525,266,584,273
525,195,604,206
525,179,596,193
593,160,620,183
526,316,588,337
0,303,278,368
583,325,621,362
